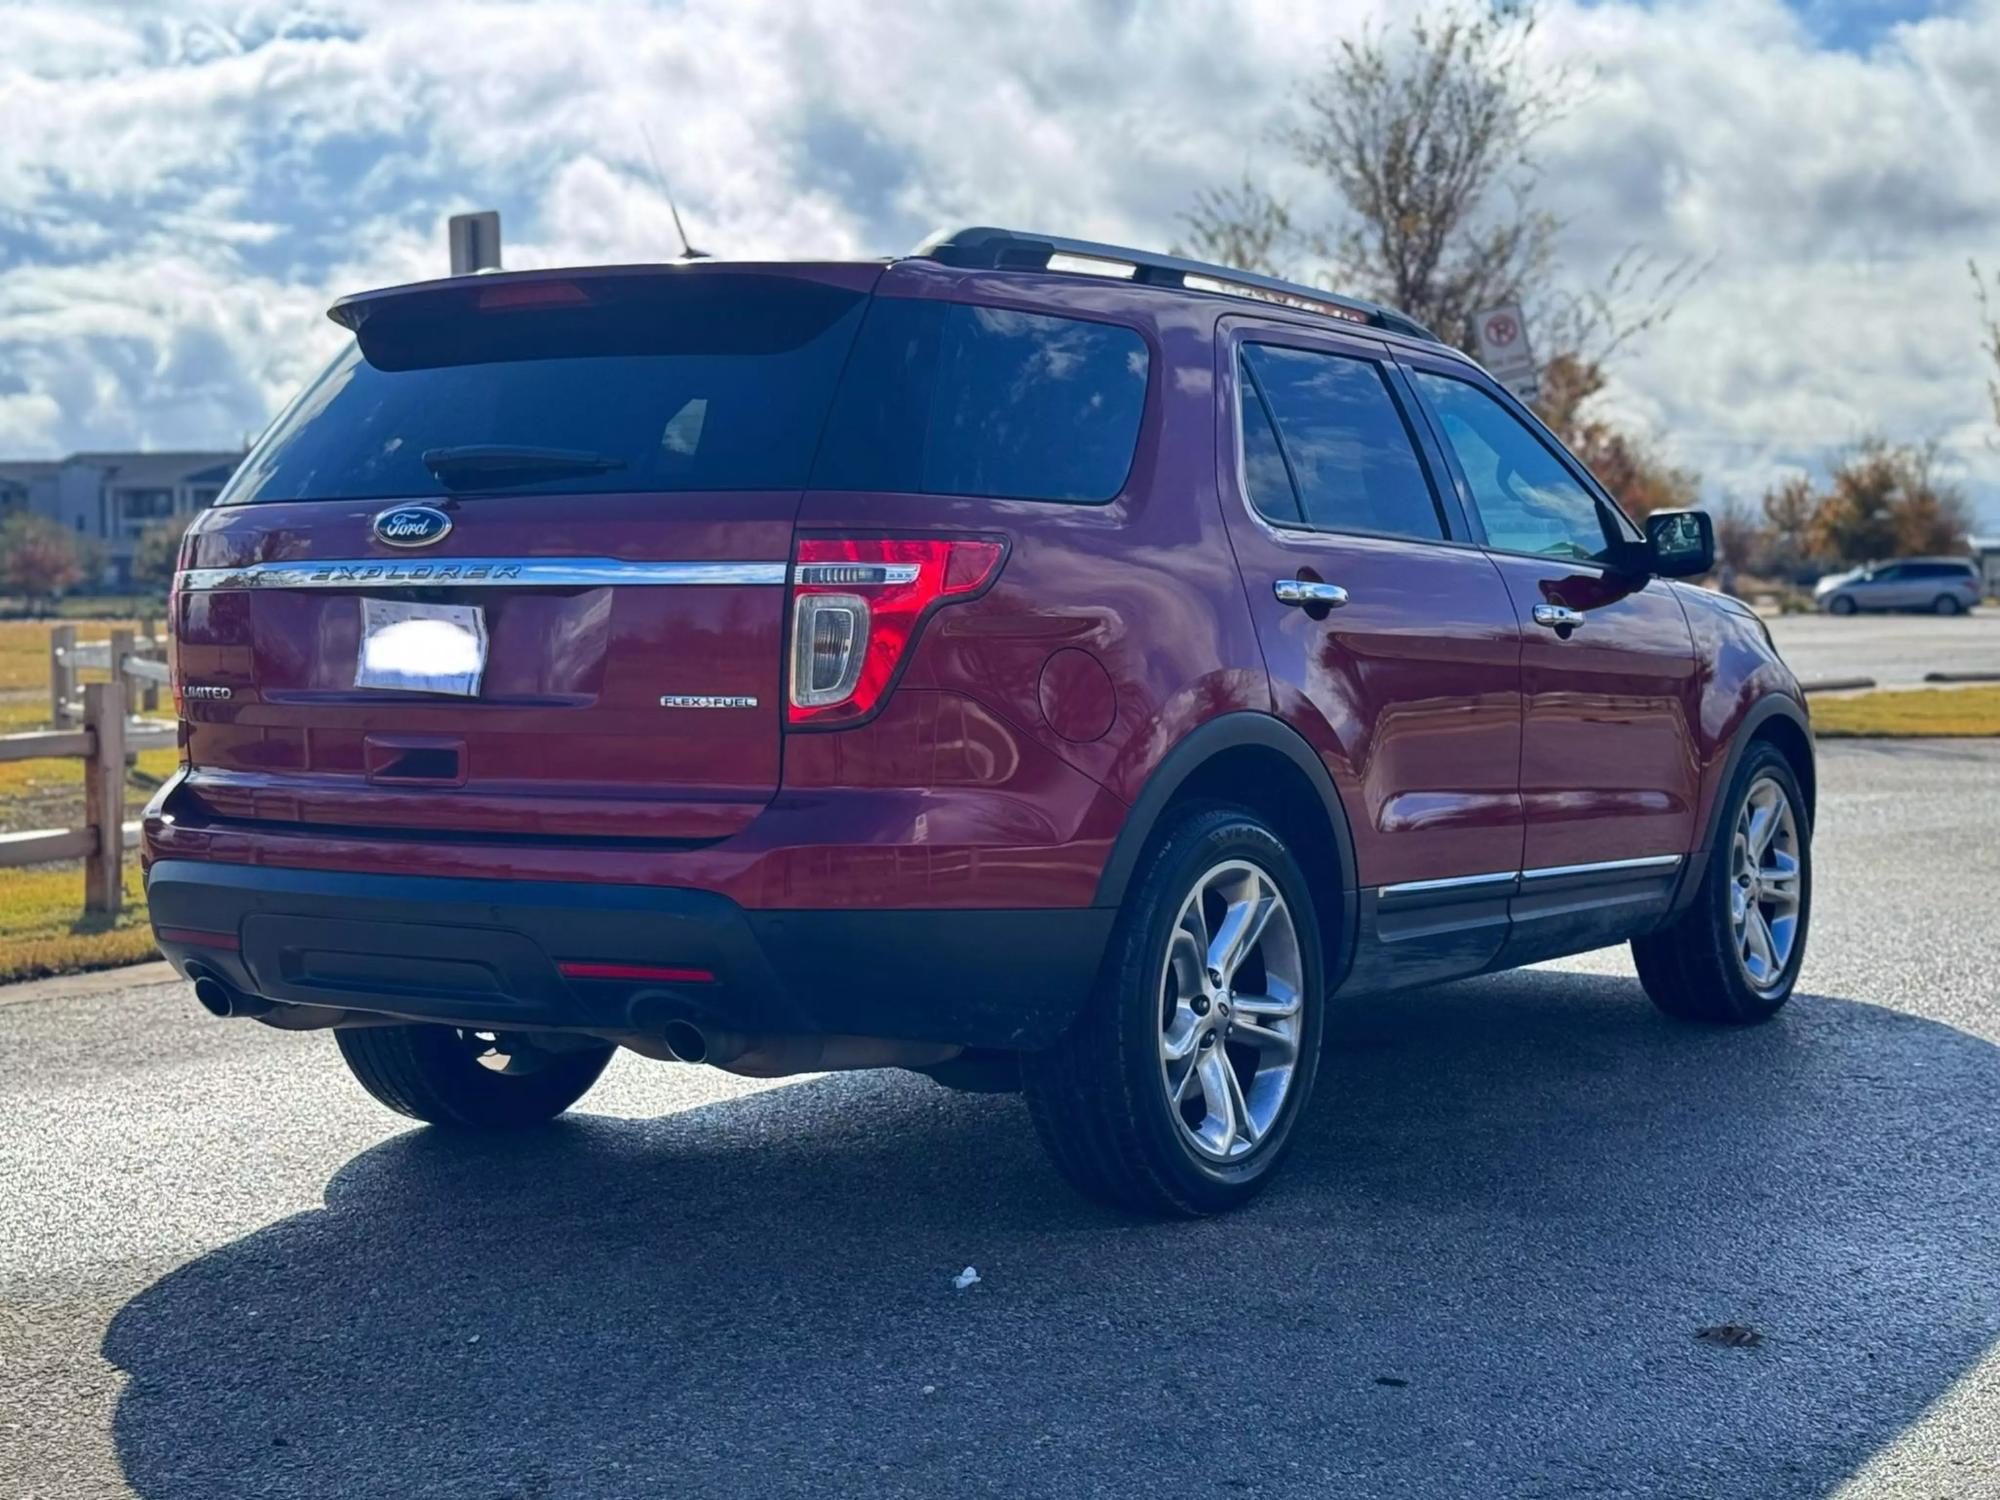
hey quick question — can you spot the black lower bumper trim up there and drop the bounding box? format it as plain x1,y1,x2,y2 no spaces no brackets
145,861,1111,1051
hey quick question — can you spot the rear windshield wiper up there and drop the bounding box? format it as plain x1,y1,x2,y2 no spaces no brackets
421,445,627,490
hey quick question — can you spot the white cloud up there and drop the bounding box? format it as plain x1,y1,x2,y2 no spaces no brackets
2,0,1997,525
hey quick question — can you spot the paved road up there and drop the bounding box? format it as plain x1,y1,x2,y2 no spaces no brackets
1766,610,2000,687
3,742,1997,1499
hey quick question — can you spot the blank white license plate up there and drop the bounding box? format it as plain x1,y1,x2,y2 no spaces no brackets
355,598,488,696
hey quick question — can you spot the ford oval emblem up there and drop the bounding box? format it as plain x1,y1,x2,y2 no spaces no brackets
373,505,453,548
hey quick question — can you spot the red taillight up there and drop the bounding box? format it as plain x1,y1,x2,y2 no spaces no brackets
788,537,1005,727
476,279,592,312
167,528,194,723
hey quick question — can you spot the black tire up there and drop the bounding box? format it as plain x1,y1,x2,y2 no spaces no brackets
1021,804,1326,1216
1933,594,1962,616
1828,595,1857,616
335,1025,614,1128
1632,742,1811,1024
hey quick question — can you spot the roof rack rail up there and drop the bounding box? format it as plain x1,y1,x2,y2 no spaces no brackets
910,226,1440,343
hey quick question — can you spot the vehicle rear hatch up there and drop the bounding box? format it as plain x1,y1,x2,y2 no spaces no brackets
173,263,881,841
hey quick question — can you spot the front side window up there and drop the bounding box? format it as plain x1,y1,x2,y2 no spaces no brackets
1239,344,1443,541
1411,371,1610,561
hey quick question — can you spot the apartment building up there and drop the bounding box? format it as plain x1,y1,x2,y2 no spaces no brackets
3,450,242,587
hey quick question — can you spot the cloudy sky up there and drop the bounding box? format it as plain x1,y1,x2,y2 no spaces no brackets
3,0,1998,527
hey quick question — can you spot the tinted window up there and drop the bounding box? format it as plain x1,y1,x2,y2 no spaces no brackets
815,299,1148,502
1238,376,1300,525
1240,345,1441,540
1411,371,1608,561
222,276,869,503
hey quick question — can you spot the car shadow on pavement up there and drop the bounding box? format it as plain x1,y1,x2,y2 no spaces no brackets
103,970,2000,1499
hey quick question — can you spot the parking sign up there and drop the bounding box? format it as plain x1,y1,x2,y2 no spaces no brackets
1474,303,1538,402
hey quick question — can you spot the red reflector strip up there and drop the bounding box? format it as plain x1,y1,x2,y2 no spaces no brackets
557,961,715,984
155,926,240,951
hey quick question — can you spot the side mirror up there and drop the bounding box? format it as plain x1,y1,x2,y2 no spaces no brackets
1642,509,1714,579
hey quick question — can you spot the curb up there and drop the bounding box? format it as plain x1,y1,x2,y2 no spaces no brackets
1799,677,1876,694
0,959,178,1008
1923,671,2000,684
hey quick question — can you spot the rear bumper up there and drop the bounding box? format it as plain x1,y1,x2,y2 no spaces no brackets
146,859,1111,1050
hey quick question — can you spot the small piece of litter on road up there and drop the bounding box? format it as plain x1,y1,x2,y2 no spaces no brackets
467,1334,480,1344
922,1385,936,1395
1374,1376,1408,1388
1694,1324,1763,1348
952,1266,980,1290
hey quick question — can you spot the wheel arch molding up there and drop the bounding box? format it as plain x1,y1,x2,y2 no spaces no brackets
1094,712,1359,990
1667,691,1815,920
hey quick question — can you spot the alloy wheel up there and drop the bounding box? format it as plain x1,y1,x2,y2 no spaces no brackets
1157,859,1305,1160
1729,775,1803,994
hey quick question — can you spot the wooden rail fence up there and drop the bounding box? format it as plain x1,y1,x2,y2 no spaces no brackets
2,676,176,916
49,622,168,723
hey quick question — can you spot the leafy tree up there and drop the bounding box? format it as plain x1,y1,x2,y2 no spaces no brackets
1533,353,1696,521
131,514,192,595
1809,439,1969,566
1759,474,1815,581
1886,443,1973,557
0,513,90,613
1713,496,1766,578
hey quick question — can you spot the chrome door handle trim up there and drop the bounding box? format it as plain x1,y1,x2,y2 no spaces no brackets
1532,603,1585,631
1273,579,1349,608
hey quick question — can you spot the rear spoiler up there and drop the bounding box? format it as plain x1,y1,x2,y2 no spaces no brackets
326,262,886,333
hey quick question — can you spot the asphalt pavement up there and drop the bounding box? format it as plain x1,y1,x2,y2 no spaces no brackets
1765,610,2000,687
2,741,1997,1499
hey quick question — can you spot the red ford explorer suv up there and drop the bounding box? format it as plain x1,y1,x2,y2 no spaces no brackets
145,228,1814,1216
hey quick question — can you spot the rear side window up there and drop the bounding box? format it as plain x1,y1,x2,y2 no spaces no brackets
1238,378,1300,525
813,299,1148,503
1238,344,1443,540
220,276,870,503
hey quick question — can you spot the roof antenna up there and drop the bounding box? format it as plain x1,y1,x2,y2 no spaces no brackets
639,123,710,261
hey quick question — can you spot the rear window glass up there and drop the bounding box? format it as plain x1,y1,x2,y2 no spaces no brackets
220,276,870,503
813,299,1148,503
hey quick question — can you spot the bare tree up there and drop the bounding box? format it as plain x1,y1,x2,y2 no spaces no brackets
1286,0,1567,351
1177,2,1702,521
1176,175,1296,280
1973,260,2000,431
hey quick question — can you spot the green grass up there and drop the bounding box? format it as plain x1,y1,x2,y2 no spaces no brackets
0,614,173,981
1812,685,2000,738
0,861,156,984
0,615,163,693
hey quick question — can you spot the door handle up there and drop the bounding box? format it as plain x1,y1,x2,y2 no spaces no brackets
1274,579,1349,608
1532,603,1586,631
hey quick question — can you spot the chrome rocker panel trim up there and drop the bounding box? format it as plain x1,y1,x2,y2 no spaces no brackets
1378,853,1683,905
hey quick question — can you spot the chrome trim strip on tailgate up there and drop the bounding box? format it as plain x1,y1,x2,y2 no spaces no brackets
177,559,789,591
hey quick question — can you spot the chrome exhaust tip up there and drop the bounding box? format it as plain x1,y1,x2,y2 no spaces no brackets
188,968,268,1019
659,1019,709,1064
